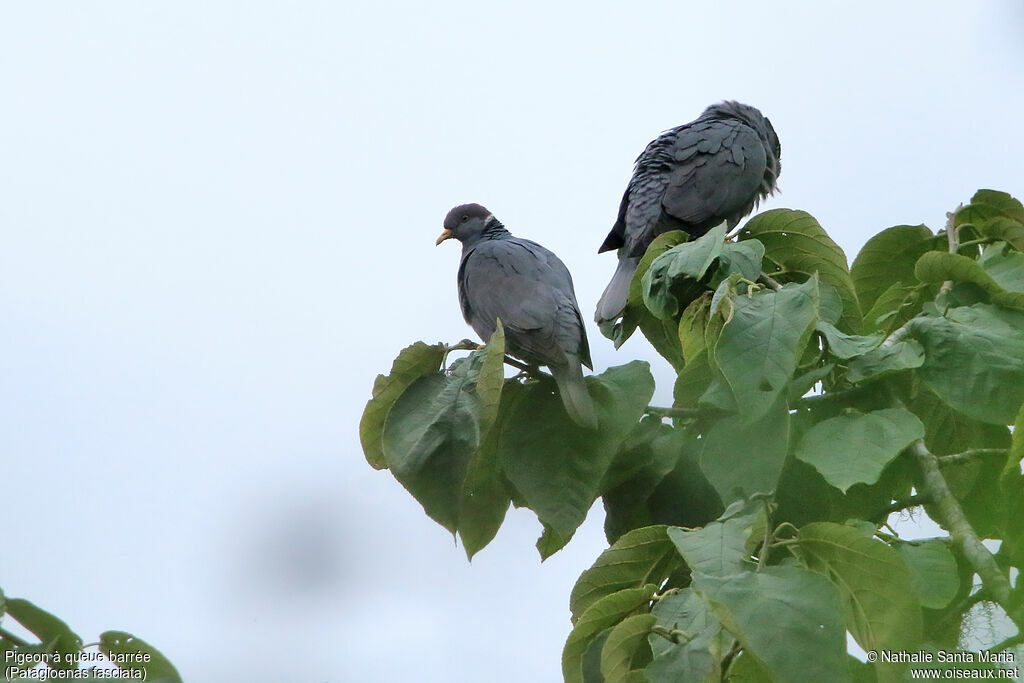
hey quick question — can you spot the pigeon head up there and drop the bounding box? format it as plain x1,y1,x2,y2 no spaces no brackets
436,203,502,246
702,100,781,198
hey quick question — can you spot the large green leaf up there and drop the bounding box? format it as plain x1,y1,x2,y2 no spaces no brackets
99,631,182,683
714,277,819,421
741,208,862,332
796,523,923,682
711,239,766,285
642,222,728,319
850,224,935,314
360,341,446,469
794,408,925,492
666,501,762,578
645,588,724,683
895,539,959,610
500,362,656,558
700,393,790,502
601,614,656,682
563,585,658,683
695,566,850,683
458,328,510,559
570,525,682,623
381,356,483,533
909,304,1024,424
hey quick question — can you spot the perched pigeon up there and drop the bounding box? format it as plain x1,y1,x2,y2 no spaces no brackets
436,203,598,429
595,101,782,324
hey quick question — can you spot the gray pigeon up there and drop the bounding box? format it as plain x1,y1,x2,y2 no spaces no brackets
595,101,782,324
437,203,598,429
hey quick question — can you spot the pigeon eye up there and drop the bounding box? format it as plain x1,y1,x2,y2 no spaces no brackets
461,215,469,222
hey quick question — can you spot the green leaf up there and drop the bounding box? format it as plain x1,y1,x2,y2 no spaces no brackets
563,585,658,683
570,525,682,623
666,501,762,578
741,208,862,332
458,327,510,559
909,304,1024,424
99,631,182,683
914,251,1024,309
816,321,882,360
4,599,82,669
601,614,657,682
360,341,446,469
978,216,1024,251
795,408,925,492
724,650,774,682
850,224,935,315
895,539,959,610
712,239,765,284
978,242,1024,293
501,362,656,558
642,222,728,319
700,393,790,502
645,589,724,683
714,277,820,421
381,360,481,533
968,189,1024,224
1002,402,1024,488
796,522,923,682
604,231,691,369
695,566,851,683
862,281,925,333
847,339,925,383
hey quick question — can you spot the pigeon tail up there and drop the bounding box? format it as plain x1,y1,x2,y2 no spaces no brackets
551,361,598,430
595,256,639,324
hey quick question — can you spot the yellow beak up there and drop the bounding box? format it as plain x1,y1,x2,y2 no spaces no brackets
435,229,453,246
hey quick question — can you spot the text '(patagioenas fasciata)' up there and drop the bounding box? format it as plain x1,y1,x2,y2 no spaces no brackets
595,101,782,325
436,204,598,429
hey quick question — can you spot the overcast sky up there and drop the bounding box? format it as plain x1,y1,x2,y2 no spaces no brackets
3,3,1023,681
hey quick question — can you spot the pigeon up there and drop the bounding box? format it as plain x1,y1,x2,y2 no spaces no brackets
595,101,782,324
436,203,598,429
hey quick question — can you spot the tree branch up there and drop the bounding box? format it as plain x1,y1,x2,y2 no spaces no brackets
880,494,932,517
909,440,1020,627
758,272,782,291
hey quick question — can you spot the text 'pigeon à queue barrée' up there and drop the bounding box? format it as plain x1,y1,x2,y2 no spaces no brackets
595,101,782,325
436,204,598,430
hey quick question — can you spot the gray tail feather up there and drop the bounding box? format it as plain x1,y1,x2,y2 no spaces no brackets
551,361,598,430
595,257,639,324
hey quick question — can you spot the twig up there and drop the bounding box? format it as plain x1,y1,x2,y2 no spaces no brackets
880,495,931,517
758,272,782,291
940,210,959,294
936,448,1008,467
797,385,870,406
645,405,704,419
502,355,532,373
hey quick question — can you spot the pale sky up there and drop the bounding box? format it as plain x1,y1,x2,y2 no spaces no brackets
2,3,1023,681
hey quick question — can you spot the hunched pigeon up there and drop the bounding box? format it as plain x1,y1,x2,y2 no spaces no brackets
595,101,782,325
436,203,598,429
